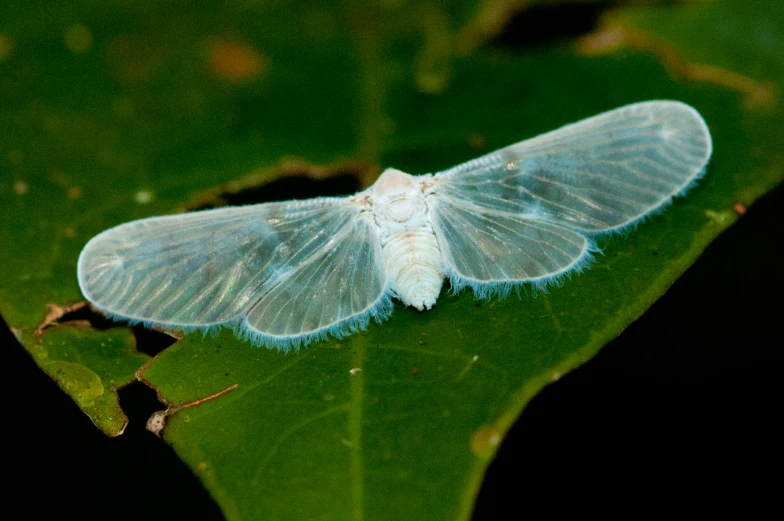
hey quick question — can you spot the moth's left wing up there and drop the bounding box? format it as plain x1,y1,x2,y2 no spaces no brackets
244,210,392,347
78,198,390,349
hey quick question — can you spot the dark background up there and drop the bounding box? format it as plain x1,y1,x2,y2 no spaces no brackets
5,183,782,520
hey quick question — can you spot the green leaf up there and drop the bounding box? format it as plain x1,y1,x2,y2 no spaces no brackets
1,0,781,520
26,322,149,436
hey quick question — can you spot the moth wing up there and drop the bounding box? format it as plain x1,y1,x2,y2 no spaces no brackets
429,196,590,295
432,100,712,233
244,210,392,347
77,198,390,349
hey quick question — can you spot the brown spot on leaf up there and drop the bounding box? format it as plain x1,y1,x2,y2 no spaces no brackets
35,302,89,337
469,133,486,151
733,203,747,215
207,38,266,82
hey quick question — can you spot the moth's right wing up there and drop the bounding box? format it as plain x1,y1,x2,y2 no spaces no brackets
433,101,712,233
428,101,712,292
77,198,389,348
428,197,590,295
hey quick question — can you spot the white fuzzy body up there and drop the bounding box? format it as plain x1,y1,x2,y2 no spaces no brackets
355,168,443,310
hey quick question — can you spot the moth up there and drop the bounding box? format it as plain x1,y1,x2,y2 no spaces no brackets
78,100,712,350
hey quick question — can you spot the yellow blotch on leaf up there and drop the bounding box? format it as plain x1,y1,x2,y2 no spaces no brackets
470,424,502,459
0,34,12,62
64,24,94,54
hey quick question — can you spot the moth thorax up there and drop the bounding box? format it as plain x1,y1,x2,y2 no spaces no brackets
383,225,444,311
370,168,425,224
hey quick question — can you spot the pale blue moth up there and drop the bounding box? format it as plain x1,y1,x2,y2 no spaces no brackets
77,100,712,350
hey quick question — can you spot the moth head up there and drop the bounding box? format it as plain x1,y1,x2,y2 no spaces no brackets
374,168,415,193
369,168,424,223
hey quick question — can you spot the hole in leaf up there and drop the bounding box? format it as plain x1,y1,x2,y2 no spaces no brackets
491,1,613,50
218,173,361,206
131,326,179,357
118,380,168,432
186,162,368,211
40,303,178,357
